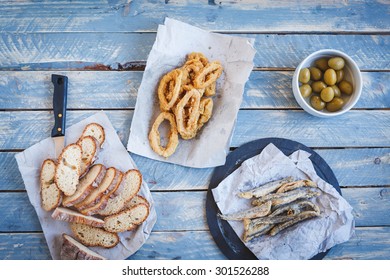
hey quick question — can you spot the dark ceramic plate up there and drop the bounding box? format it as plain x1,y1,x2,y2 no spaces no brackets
206,137,341,260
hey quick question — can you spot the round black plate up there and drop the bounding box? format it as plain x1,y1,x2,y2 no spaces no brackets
206,137,341,260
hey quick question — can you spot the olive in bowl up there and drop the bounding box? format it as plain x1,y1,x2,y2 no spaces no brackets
292,49,362,117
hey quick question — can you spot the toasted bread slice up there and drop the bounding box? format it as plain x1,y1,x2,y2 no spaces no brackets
97,169,142,216
70,223,119,248
52,207,104,227
60,234,106,260
77,136,99,176
104,203,149,233
79,171,123,216
81,123,105,148
62,164,106,207
75,167,121,211
54,144,82,196
40,159,62,211
123,195,150,210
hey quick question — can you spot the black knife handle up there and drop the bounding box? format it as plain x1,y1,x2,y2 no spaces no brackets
51,75,68,137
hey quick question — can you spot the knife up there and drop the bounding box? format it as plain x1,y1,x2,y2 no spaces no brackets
51,74,68,158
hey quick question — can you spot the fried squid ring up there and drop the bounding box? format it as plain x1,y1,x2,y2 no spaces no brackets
174,89,201,140
187,52,209,67
197,98,213,131
148,112,179,158
181,59,204,87
204,82,216,97
158,69,183,112
193,61,223,89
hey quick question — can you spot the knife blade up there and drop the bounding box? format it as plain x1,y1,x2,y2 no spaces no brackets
51,74,68,158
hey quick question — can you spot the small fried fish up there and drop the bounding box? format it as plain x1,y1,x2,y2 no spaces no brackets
237,177,293,199
218,201,272,221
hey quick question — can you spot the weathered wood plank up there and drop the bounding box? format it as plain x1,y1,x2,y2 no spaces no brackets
324,227,390,260
2,110,389,150
1,227,390,260
1,187,389,232
2,148,390,191
0,71,388,109
0,1,388,33
0,33,388,70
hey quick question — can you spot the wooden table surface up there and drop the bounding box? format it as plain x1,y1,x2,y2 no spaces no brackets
0,0,389,260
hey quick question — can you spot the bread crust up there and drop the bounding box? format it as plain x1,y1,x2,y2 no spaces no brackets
52,207,104,227
97,169,142,216
81,123,105,148
61,234,106,260
71,223,119,248
103,203,149,233
77,135,99,176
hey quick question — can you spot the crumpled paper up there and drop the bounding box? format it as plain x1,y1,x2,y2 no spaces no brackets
15,111,157,260
127,18,256,168
212,143,355,260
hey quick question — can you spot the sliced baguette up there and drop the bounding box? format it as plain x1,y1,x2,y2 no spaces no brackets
54,144,82,196
81,123,105,148
80,171,123,216
40,159,62,211
52,207,104,227
62,164,106,207
75,167,121,211
70,223,119,248
61,234,106,260
77,136,99,176
104,203,149,233
123,195,150,210
97,169,142,216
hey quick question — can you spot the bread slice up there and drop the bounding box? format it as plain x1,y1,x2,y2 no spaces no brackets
52,207,104,227
40,159,62,211
54,144,82,196
79,171,123,216
123,195,150,210
75,167,121,211
70,223,119,248
81,123,105,148
77,136,99,176
60,234,106,260
97,169,142,216
62,164,106,207
104,203,149,233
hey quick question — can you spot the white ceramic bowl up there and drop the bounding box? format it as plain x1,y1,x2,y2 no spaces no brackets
292,49,362,117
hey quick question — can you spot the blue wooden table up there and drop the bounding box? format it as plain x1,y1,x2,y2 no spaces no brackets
0,0,389,260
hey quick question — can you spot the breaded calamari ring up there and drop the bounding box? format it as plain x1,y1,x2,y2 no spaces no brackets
148,112,179,158
174,89,201,140
197,97,213,131
187,52,209,67
193,61,223,89
158,69,183,112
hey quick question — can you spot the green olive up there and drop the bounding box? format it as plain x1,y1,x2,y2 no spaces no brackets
299,84,312,98
309,67,322,81
320,87,335,102
311,81,327,93
324,69,337,86
315,58,329,71
299,68,310,83
339,80,353,95
336,69,344,83
326,97,345,112
328,57,345,70
310,95,326,111
331,85,341,97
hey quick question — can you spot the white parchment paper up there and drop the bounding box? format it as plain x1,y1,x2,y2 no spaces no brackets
212,143,355,260
127,18,256,168
15,111,157,260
